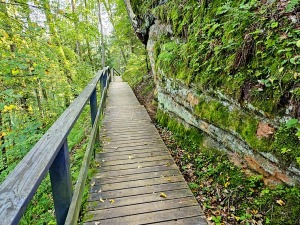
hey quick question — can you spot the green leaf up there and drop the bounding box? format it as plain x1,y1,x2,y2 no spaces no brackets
271,22,278,28
296,40,300,48
286,118,299,129
11,69,20,75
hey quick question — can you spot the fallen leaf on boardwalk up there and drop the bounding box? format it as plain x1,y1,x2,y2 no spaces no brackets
99,198,105,203
95,162,100,168
109,199,115,204
276,199,285,206
95,222,101,225
115,147,119,150
160,192,167,198
90,181,95,187
138,166,142,169
128,156,133,159
167,177,172,181
144,142,147,145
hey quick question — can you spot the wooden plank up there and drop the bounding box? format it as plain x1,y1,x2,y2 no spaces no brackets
0,67,109,225
148,216,207,225
103,139,163,148
101,144,167,153
94,164,179,179
96,155,172,167
83,206,203,225
92,169,180,185
85,197,199,221
88,182,189,201
91,175,185,192
98,159,174,172
87,188,194,210
98,150,169,161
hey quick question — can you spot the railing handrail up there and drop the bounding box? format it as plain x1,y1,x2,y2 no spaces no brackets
113,68,121,76
0,67,112,225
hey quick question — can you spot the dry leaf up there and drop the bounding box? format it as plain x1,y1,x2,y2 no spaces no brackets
138,165,142,169
128,156,133,159
109,199,115,204
159,192,167,198
95,222,101,225
256,122,275,139
99,198,105,203
90,181,95,187
276,199,285,206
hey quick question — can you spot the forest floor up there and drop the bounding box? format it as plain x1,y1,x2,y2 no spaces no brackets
130,74,300,225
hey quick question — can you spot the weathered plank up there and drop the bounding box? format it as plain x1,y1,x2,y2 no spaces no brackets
87,188,194,210
83,206,203,225
88,182,189,200
92,169,180,185
85,197,199,221
93,163,179,178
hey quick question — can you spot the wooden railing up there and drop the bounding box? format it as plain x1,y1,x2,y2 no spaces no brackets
0,67,113,225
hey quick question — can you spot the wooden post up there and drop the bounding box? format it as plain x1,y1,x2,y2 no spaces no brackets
89,89,97,125
90,89,99,153
49,141,73,225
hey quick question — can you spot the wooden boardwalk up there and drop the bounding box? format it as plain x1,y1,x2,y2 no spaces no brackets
83,77,207,225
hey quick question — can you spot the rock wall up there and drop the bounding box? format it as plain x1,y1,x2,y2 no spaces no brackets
124,0,300,185
157,77,300,186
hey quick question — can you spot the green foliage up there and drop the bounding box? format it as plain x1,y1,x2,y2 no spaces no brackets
145,0,300,114
156,109,300,224
122,53,147,87
272,120,300,166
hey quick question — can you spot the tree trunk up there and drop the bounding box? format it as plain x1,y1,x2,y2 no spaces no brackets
71,0,82,59
98,0,106,68
103,0,127,64
0,111,7,171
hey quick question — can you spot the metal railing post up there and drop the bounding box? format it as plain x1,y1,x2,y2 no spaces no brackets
49,141,72,225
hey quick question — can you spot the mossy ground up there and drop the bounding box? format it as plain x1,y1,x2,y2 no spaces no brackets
156,109,300,225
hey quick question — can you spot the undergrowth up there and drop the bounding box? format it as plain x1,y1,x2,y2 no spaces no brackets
19,106,93,224
156,109,300,225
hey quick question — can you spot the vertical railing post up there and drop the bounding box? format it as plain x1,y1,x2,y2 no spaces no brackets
49,141,73,225
90,88,100,151
90,88,97,125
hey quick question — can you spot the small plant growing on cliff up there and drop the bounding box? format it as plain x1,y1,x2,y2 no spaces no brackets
286,118,300,139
